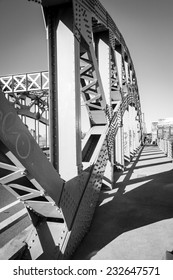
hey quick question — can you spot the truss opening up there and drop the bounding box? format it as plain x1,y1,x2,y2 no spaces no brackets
82,134,101,162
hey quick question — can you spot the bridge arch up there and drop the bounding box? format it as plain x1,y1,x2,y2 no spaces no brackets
0,0,142,259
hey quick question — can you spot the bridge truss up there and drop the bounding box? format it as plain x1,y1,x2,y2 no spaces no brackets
0,0,142,259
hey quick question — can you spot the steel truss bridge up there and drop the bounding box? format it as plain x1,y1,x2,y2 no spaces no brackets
0,0,142,259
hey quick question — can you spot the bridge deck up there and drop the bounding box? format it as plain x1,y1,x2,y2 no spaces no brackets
72,145,173,260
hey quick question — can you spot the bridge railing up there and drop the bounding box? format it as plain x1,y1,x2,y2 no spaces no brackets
158,138,173,158
0,71,49,93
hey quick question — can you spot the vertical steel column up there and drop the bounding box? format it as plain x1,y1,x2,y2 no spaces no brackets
134,109,140,150
75,38,82,175
98,37,110,106
120,115,124,168
131,105,138,153
56,21,81,180
47,9,59,171
131,106,135,152
98,36,113,187
114,124,124,169
114,110,124,169
129,105,134,158
134,111,138,151
123,108,130,162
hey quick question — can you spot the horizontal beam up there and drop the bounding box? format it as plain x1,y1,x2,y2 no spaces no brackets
0,200,19,213
0,208,27,234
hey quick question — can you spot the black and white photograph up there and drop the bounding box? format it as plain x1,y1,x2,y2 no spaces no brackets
0,0,173,278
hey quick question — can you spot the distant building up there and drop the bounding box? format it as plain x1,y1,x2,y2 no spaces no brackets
151,118,173,141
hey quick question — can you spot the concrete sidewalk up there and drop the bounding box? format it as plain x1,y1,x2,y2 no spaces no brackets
72,145,173,260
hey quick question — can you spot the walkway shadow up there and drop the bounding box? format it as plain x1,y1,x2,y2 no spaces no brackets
72,146,173,259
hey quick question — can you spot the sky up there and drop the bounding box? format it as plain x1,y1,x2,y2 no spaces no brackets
0,0,173,132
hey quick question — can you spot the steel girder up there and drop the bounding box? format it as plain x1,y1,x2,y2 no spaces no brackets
0,0,142,259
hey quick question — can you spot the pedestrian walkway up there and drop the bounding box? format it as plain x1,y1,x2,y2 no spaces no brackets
72,145,173,260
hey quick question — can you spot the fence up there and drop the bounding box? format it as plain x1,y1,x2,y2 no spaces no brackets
158,138,173,158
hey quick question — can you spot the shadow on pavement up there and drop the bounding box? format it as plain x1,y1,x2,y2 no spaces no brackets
72,146,173,259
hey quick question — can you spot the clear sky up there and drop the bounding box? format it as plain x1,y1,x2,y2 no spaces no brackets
0,0,173,132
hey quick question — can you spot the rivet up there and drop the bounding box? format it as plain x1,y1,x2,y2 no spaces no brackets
21,169,28,176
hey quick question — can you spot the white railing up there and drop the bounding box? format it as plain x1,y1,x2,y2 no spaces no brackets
0,71,49,93
158,138,173,158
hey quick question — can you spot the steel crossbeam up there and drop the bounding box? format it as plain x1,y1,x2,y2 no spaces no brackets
0,71,49,141
0,71,49,93
0,0,142,259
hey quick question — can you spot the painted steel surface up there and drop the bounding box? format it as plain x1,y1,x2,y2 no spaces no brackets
0,0,142,259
